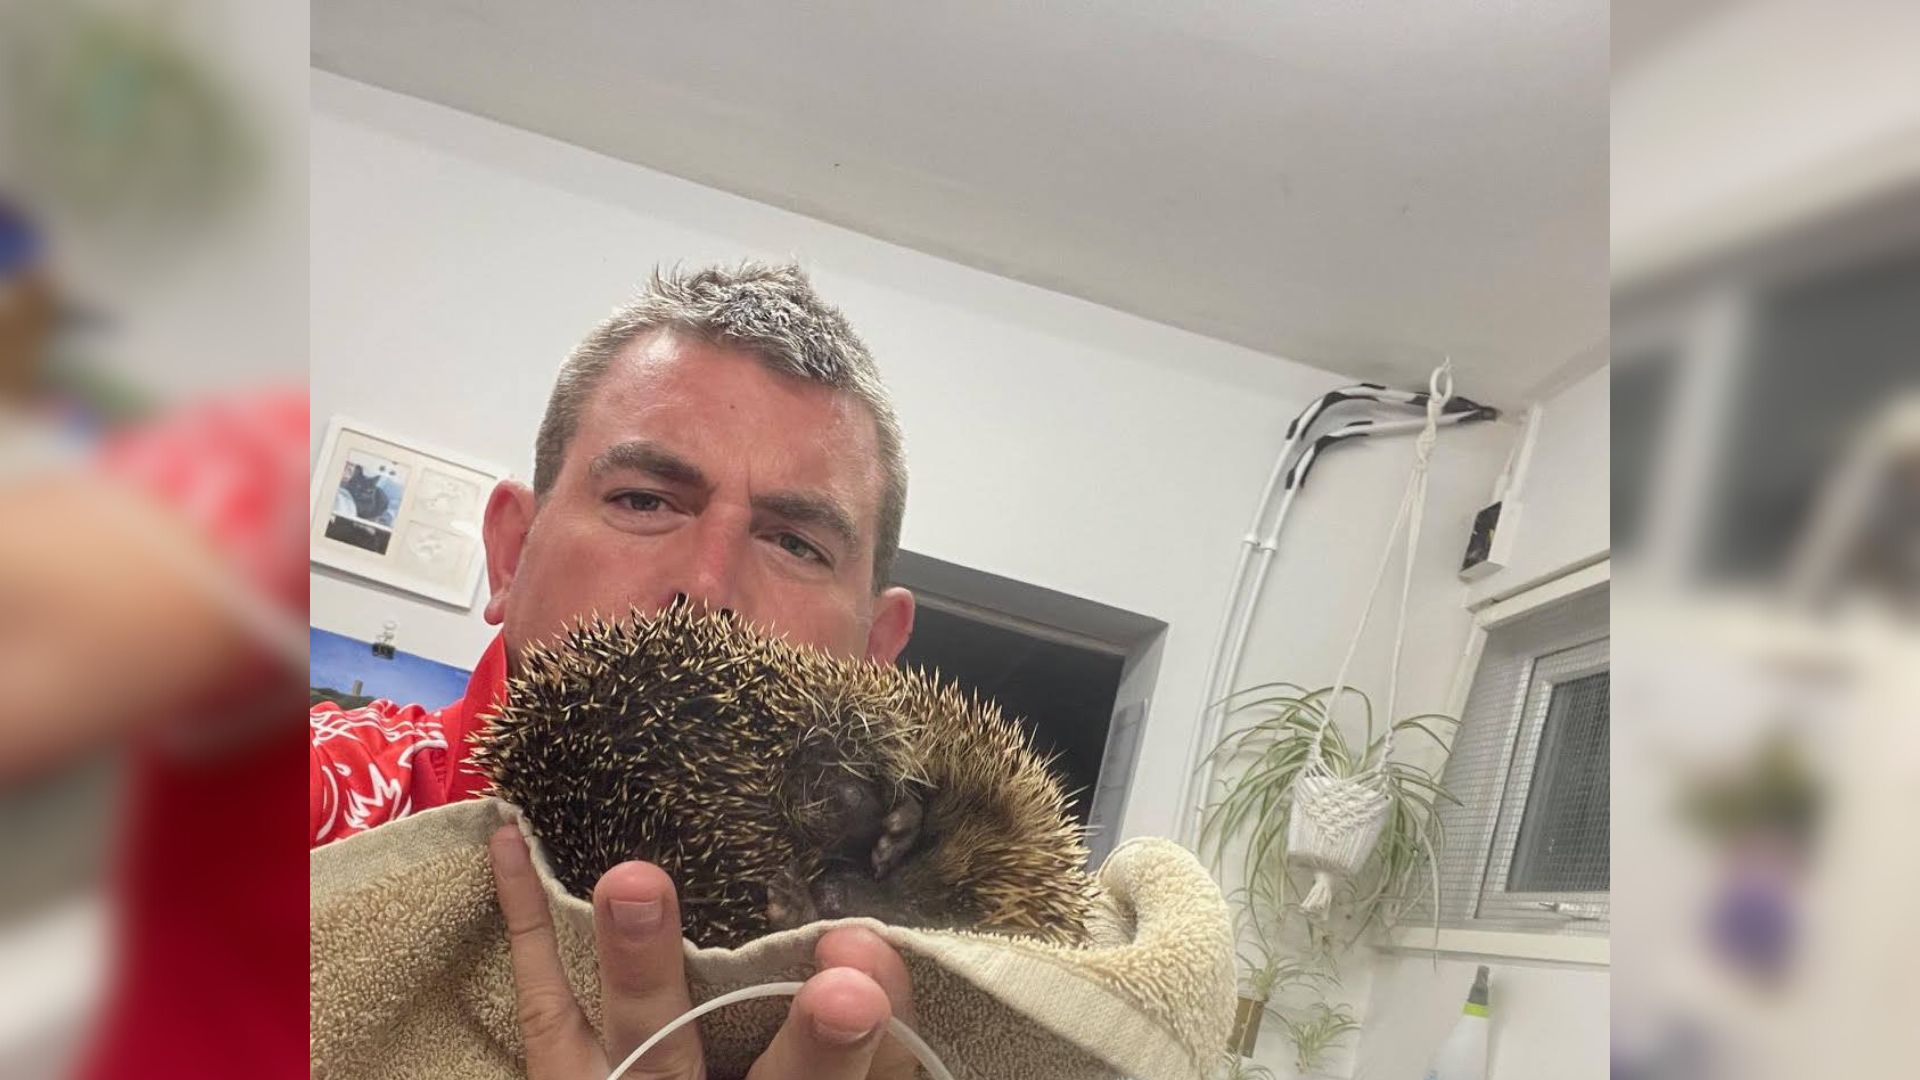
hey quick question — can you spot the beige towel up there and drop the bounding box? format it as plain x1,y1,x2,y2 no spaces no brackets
311,797,1234,1080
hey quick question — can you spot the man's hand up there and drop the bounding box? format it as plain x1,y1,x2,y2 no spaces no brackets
489,825,923,1080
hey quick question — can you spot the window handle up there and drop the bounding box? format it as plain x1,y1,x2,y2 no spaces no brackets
1528,900,1605,921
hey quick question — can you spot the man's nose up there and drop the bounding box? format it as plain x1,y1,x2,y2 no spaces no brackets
670,515,749,614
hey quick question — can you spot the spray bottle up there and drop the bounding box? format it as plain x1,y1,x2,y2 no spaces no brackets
1421,965,1489,1080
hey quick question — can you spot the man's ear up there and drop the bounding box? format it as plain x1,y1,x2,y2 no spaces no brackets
864,586,915,664
481,480,537,626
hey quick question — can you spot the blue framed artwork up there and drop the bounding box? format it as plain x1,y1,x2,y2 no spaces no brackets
309,627,472,711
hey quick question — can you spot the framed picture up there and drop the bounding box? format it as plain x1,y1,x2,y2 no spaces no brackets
309,417,509,607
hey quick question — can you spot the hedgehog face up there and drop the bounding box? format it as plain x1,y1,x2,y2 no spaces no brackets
805,859,982,932
770,779,984,932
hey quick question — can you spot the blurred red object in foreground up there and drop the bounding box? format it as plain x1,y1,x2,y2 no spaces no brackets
2,385,311,1077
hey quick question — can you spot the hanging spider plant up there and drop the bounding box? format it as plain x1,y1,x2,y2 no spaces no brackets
1198,683,1458,942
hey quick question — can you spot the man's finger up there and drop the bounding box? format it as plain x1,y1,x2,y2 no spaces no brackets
743,967,890,1080
814,927,920,1080
489,825,604,1080
593,861,703,1079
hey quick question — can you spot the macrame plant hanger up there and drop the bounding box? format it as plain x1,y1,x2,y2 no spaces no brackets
1287,361,1452,919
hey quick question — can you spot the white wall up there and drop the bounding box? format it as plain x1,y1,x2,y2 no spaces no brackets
1355,957,1609,1080
310,70,1517,846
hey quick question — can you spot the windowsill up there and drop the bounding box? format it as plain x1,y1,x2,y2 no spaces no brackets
1377,926,1609,967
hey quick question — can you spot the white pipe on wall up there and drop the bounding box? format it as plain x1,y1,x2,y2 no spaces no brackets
1174,385,1368,846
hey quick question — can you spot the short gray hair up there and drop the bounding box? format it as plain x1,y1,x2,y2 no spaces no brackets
534,261,907,591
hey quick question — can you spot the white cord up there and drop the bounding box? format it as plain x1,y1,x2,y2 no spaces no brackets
603,980,959,1080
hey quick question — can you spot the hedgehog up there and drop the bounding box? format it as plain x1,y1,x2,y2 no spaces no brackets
470,599,1095,949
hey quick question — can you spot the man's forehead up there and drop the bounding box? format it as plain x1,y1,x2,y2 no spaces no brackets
576,335,884,491
613,332,857,416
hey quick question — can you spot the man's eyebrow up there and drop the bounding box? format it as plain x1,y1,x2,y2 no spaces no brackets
752,491,862,555
588,440,708,487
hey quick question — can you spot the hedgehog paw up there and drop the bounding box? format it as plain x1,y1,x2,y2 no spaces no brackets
765,869,819,931
872,796,923,880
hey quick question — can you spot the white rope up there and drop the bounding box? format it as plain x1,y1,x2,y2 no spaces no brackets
1290,363,1453,918
603,980,959,1080
1313,360,1452,782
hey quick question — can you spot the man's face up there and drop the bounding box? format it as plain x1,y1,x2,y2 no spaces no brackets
481,330,914,666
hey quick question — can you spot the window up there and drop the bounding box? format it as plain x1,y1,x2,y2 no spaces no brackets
1428,586,1609,935
1491,641,1610,905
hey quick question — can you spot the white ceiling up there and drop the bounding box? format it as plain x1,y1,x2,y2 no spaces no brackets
312,1,1608,406
1610,0,1743,76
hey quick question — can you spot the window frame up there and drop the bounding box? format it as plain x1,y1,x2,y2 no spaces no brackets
1475,638,1610,916
1383,559,1612,966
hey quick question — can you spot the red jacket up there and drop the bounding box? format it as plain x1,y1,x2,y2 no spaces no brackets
74,389,311,1079
309,636,507,846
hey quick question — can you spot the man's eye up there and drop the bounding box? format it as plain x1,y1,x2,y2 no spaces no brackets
775,533,827,564
612,492,669,513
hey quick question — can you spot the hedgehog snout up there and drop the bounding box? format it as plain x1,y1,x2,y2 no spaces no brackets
871,799,923,879
808,863,960,930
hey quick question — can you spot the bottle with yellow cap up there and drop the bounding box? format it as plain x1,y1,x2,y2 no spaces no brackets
1421,965,1489,1080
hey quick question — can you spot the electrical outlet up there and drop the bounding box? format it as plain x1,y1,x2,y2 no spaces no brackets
1460,500,1520,580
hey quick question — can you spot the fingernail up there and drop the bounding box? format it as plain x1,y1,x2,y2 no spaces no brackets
611,898,663,934
813,1014,880,1045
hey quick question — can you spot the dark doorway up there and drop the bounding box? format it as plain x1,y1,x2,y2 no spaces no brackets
897,602,1125,829
887,551,1166,863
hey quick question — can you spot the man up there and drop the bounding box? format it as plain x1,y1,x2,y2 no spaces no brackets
311,262,923,1079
